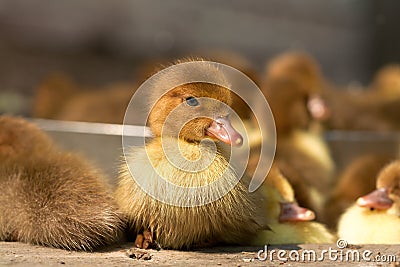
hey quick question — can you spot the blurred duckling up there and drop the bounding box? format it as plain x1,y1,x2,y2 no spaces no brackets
369,64,400,100
262,52,335,215
338,160,400,244
326,64,400,131
0,116,123,250
56,82,134,124
32,73,78,119
204,50,260,121
252,166,335,244
365,64,400,130
323,154,393,228
321,85,394,131
33,73,135,124
115,59,267,250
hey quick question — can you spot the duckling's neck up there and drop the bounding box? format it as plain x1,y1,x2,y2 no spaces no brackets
145,136,230,187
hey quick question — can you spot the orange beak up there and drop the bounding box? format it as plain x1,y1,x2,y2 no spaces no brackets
206,116,243,147
279,202,315,222
357,188,393,210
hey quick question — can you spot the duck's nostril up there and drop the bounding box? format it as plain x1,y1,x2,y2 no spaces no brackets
235,136,243,146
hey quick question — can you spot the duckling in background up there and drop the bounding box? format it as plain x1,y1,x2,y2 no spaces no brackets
261,52,335,215
325,64,400,131
365,64,400,130
55,83,134,124
338,160,400,244
323,154,393,229
321,86,394,131
33,73,78,119
369,64,400,100
33,73,135,124
0,116,123,250
115,59,268,250
203,50,260,121
252,166,335,245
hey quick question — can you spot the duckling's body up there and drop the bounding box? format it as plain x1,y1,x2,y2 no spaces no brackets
115,60,267,249
117,137,263,249
338,160,400,244
252,167,334,245
0,116,123,250
337,205,400,244
262,52,335,214
257,222,335,244
278,129,335,198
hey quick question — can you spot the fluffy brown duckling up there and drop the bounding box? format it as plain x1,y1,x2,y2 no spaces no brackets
0,116,54,163
338,160,400,244
0,116,123,250
261,52,335,215
115,60,268,250
252,166,334,244
323,154,393,228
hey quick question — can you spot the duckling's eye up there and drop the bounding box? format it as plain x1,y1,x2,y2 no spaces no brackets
185,97,199,107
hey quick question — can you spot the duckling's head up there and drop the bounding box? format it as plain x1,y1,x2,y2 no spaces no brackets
263,52,330,134
148,80,243,146
0,116,54,162
357,160,400,215
371,64,400,99
266,52,322,94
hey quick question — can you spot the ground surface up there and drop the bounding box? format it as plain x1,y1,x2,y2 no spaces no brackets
0,242,399,266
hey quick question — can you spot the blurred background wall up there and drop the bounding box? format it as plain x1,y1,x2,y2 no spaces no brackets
0,0,399,109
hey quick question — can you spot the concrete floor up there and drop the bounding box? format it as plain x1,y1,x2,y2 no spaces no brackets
1,241,399,266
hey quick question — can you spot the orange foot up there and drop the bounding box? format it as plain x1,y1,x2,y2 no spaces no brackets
134,229,157,249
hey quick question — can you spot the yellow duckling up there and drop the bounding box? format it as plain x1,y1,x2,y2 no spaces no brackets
323,154,393,229
115,59,268,250
252,166,335,245
338,160,400,244
261,52,335,215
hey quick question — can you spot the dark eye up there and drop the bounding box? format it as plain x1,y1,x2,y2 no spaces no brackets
185,97,199,106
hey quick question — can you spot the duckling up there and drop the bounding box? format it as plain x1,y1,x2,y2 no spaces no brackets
369,64,400,100
0,116,54,163
33,73,135,124
326,64,400,131
32,73,78,119
252,166,335,244
365,64,400,130
115,59,268,250
0,116,123,250
323,154,393,228
337,160,400,244
321,85,394,131
261,52,335,215
56,83,134,124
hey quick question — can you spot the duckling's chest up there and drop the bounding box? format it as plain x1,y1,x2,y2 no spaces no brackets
126,138,244,206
